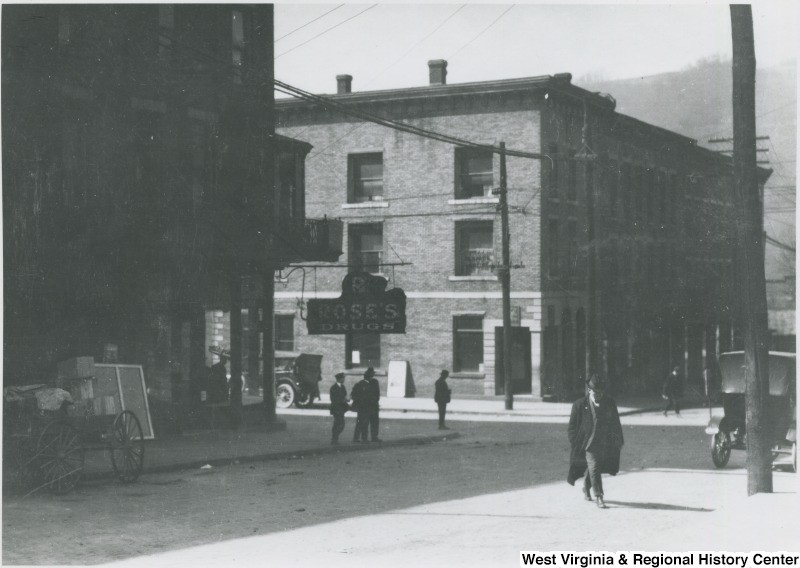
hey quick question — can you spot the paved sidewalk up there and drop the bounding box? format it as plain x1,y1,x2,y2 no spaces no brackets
105,468,799,567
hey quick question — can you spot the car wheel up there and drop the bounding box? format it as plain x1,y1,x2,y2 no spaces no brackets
295,389,313,409
711,430,731,468
275,383,295,409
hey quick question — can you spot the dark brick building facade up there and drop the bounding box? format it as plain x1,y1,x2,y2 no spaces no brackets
2,5,340,424
274,60,770,400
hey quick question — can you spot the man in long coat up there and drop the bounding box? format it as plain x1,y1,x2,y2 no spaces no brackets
434,369,452,430
567,374,623,509
329,372,349,445
363,367,382,442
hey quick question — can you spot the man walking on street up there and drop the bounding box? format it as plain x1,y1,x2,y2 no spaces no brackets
364,366,382,442
663,366,682,417
329,372,349,445
434,370,452,430
567,374,624,509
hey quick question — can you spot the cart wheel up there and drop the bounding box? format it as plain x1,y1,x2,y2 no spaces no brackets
36,421,84,494
110,411,144,484
275,383,296,409
711,430,731,468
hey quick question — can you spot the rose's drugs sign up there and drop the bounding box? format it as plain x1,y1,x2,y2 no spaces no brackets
306,272,407,334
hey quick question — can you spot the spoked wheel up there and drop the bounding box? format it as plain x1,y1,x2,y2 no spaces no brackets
110,411,144,484
295,389,313,409
35,421,85,494
711,430,732,468
275,383,296,409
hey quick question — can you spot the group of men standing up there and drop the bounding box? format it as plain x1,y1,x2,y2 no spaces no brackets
329,367,453,445
329,366,382,445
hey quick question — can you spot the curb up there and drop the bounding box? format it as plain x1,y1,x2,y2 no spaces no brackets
81,431,462,482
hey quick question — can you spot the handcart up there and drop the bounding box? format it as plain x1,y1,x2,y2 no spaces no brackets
3,382,145,495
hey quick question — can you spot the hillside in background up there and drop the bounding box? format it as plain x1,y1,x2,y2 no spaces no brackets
580,58,796,287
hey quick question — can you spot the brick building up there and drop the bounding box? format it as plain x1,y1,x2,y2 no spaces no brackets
274,60,768,400
2,5,340,424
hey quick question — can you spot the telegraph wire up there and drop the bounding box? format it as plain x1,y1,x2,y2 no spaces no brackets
275,5,345,42
276,4,378,60
362,4,467,88
448,5,515,60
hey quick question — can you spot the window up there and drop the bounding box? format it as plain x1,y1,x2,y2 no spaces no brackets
455,221,494,276
567,219,577,277
453,316,484,372
548,218,559,277
158,5,174,57
274,314,294,351
347,333,380,368
277,152,303,220
58,7,70,45
349,224,383,273
621,163,632,221
547,144,559,197
567,153,577,202
455,148,493,198
348,153,383,202
608,161,618,216
232,10,244,84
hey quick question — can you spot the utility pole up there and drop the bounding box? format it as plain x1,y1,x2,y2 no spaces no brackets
576,100,599,379
498,142,514,410
731,4,772,495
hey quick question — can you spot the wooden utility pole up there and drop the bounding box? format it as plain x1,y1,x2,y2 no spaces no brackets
498,142,514,410
731,4,772,495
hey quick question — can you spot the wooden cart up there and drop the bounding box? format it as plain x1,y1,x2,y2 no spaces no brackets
4,376,148,495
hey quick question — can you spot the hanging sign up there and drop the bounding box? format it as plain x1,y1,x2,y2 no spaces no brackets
306,272,406,334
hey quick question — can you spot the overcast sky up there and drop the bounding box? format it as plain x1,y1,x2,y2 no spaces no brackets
274,1,798,96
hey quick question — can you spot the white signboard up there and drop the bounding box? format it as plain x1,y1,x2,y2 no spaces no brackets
387,360,411,398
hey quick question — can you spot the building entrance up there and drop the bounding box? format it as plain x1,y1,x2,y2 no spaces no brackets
494,327,532,395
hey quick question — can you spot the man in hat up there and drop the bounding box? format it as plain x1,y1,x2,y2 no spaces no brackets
567,374,624,509
363,366,382,442
329,372,349,445
662,366,682,417
208,347,230,404
350,369,370,443
434,369,452,430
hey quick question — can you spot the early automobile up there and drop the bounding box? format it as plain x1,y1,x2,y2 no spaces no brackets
705,351,796,472
274,351,322,409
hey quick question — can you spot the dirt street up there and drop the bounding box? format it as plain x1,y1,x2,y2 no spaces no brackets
3,418,712,565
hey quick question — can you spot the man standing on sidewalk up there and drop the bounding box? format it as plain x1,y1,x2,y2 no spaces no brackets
567,375,624,509
330,372,349,445
662,366,682,417
434,370,452,430
364,367,382,442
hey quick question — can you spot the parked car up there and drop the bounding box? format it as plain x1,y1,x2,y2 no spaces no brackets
274,351,322,409
705,351,796,472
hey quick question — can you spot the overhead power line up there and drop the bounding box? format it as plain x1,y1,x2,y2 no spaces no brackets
276,4,378,59
448,5,515,59
275,5,345,42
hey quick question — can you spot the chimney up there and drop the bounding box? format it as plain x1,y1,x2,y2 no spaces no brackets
428,59,447,86
336,74,352,94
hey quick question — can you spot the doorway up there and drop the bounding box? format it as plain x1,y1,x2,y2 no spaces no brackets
494,326,532,395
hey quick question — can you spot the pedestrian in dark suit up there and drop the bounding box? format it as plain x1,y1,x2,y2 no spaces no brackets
350,372,370,443
363,366,382,442
662,366,682,417
567,375,624,509
434,370,452,430
329,372,349,445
